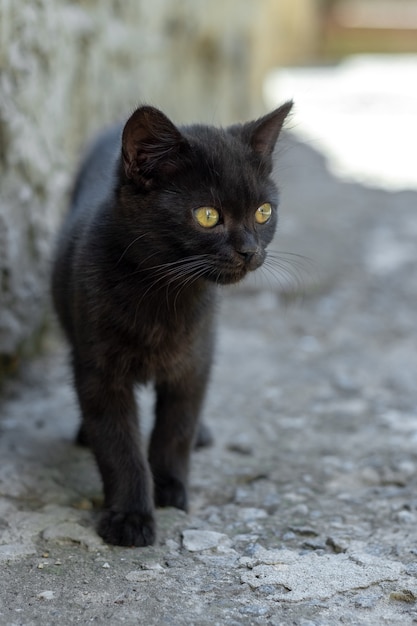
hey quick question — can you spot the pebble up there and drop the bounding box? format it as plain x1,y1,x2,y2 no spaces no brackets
302,539,327,552
332,371,361,394
125,565,165,582
326,536,348,554
242,542,262,557
354,593,378,609
257,584,276,595
405,563,417,576
394,510,416,524
227,434,254,455
282,531,296,541
239,605,269,616
181,530,232,552
389,589,417,603
72,498,94,511
292,504,309,516
237,508,268,522
42,522,105,551
38,590,54,600
164,539,180,552
289,526,318,537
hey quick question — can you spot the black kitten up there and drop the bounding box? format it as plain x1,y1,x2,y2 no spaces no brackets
51,102,292,546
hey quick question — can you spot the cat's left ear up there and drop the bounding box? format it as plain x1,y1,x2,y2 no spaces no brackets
121,105,188,188
235,101,293,164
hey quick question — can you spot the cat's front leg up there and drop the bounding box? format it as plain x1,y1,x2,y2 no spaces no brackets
149,369,209,511
74,361,155,546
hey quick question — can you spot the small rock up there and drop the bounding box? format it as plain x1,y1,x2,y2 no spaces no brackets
242,543,262,557
181,530,231,552
288,526,318,537
302,539,326,552
227,434,254,456
72,498,94,511
141,562,165,571
233,487,250,504
239,605,269,616
125,567,164,582
326,536,348,554
354,593,378,609
405,563,417,576
389,589,416,603
38,590,54,600
42,521,105,551
282,531,296,541
257,584,276,595
238,508,268,522
114,593,126,605
332,372,361,394
164,539,180,552
292,504,309,516
394,510,416,524
360,467,381,486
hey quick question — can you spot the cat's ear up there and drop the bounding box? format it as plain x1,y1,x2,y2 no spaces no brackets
235,101,293,163
121,106,188,187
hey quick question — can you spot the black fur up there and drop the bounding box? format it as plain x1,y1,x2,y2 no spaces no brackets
51,102,292,546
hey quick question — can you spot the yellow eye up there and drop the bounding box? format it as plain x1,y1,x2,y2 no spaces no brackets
255,203,272,224
194,206,220,228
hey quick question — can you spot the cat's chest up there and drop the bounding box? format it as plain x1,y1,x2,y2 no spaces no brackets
109,294,214,382
130,315,205,381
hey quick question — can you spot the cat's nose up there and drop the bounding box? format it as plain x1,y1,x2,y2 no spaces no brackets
236,243,264,271
237,248,256,262
236,232,263,268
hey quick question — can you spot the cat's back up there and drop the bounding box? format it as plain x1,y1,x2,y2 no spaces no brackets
71,123,122,217
52,124,122,335
55,123,122,259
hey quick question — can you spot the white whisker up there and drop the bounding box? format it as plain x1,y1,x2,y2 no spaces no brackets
115,233,148,265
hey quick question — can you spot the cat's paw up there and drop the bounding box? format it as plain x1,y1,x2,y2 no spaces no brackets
98,510,156,547
154,475,188,511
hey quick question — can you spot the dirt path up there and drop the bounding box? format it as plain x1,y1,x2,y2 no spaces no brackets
1,136,417,625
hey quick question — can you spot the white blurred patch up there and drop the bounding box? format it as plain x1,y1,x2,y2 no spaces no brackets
265,55,417,190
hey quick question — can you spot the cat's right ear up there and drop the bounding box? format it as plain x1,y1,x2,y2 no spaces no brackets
121,106,188,188
230,101,293,170
246,101,293,161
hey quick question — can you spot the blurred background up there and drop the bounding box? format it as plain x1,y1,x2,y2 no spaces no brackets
1,0,416,381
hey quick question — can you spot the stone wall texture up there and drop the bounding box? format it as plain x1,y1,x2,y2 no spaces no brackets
0,0,319,370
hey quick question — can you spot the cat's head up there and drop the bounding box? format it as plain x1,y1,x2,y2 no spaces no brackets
118,102,292,285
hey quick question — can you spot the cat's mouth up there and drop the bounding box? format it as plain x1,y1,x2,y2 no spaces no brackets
213,257,264,285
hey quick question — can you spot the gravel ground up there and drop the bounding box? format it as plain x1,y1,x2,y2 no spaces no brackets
1,135,417,625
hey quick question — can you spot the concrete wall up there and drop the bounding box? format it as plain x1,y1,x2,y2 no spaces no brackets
0,0,320,372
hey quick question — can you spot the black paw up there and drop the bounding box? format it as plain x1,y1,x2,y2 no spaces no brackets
154,475,188,511
194,422,213,449
98,510,156,547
